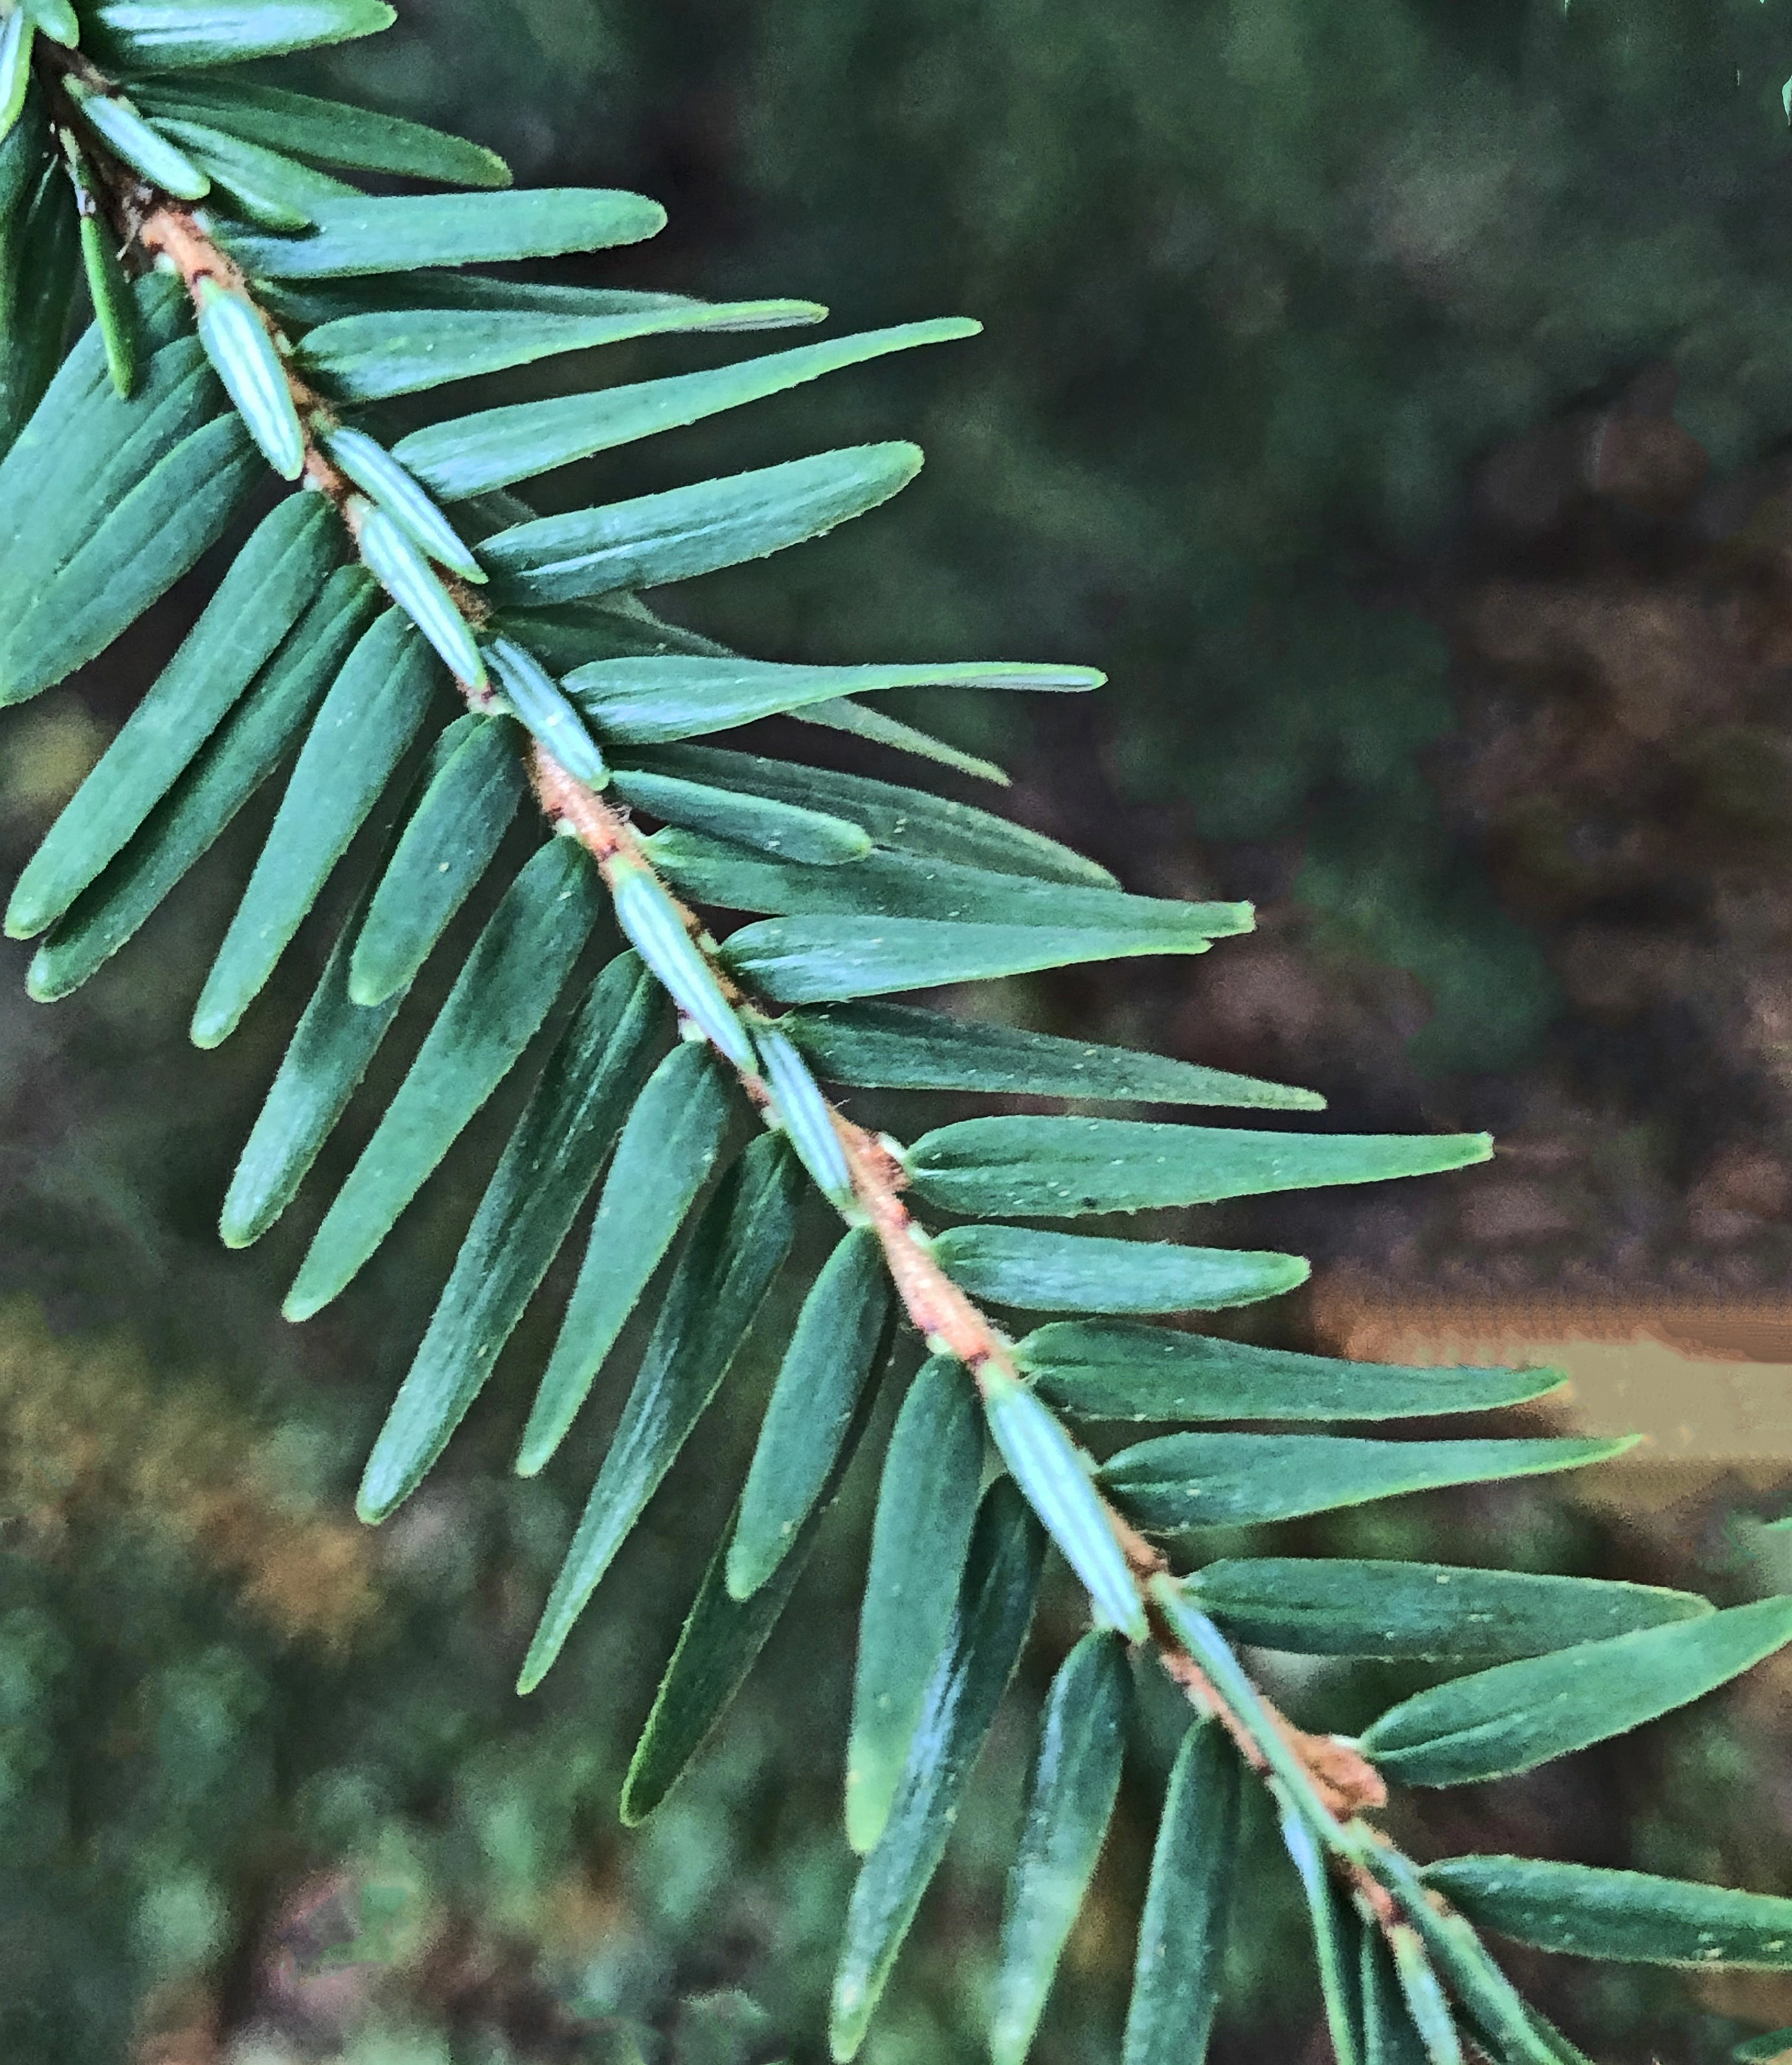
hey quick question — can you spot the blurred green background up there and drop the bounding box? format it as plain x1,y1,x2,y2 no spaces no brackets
6,0,1792,2057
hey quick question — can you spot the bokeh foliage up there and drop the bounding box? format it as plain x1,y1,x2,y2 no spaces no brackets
308,0,1792,1078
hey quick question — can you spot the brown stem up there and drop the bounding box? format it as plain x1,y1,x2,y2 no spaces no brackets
834,1115,1012,1371
65,70,1388,1844
532,750,1391,1827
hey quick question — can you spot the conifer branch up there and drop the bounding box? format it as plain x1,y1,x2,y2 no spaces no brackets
49,41,1391,1849
13,25,1788,2053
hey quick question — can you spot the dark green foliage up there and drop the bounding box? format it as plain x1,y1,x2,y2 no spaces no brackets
932,1223,1310,1314
982,1366,1145,1640
217,186,667,276
0,153,81,454
516,1040,734,1476
479,443,923,604
1185,1559,1713,1660
346,708,525,1004
623,1351,882,1827
1282,1810,1364,2065
722,910,1239,1001
830,1481,1045,2060
607,860,753,1070
670,841,1246,930
786,998,1321,1104
727,1225,889,1599
191,607,440,1043
353,497,485,684
5,490,339,937
1122,1718,1240,2065
74,169,140,393
27,566,382,998
367,952,667,1508
1017,1321,1566,1422
572,652,1095,744
905,1116,1491,1217
1422,1857,1792,1970
217,717,481,1244
622,744,1113,885
846,1350,983,1856
1390,1930,1465,2065
0,12,31,135
751,1022,857,1207
194,272,306,475
1367,1848,1589,2065
1103,1431,1633,1533
398,317,979,498
82,0,397,69
1,5,1785,2056
128,72,511,181
325,422,485,579
484,635,609,786
516,1135,802,1686
0,310,259,695
286,835,603,1317
1362,1925,1433,2065
990,1631,1131,2065
612,763,872,863
1361,1597,1792,1787
295,294,825,401
150,116,354,227
1734,2030,1792,2061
